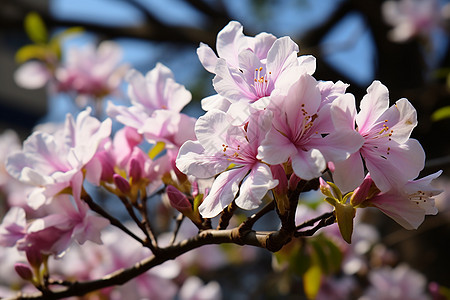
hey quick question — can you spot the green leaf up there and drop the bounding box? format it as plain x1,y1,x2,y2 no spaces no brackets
432,106,450,122
49,27,84,59
290,242,311,276
321,236,343,273
24,12,48,44
309,235,343,275
334,202,356,244
310,238,330,273
15,44,49,63
303,263,322,300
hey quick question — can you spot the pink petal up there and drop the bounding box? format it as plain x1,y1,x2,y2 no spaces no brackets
199,168,248,218
257,128,297,165
291,148,326,180
197,42,219,73
235,163,278,210
356,81,390,134
14,61,50,89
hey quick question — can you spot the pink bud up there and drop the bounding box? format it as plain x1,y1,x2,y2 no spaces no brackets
319,177,333,197
113,174,131,194
166,185,192,212
97,151,115,182
26,248,43,268
350,174,377,207
129,158,142,182
14,263,33,281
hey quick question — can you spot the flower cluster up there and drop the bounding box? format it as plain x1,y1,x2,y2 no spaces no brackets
177,21,442,238
0,19,444,299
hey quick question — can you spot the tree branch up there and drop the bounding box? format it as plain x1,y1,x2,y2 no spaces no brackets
8,212,339,300
81,193,146,246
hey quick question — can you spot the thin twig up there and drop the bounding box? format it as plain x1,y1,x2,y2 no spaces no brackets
118,195,156,251
296,211,334,231
81,193,145,246
170,213,185,245
139,194,159,249
295,213,336,237
239,200,275,231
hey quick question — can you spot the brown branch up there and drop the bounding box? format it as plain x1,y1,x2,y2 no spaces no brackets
217,200,238,230
118,195,156,251
295,213,336,237
296,211,334,231
8,210,338,300
10,228,272,300
139,194,159,250
81,193,145,246
239,200,276,231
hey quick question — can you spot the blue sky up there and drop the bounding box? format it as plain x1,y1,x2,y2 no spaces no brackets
50,0,376,86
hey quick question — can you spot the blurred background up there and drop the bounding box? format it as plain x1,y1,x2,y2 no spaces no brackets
1,0,450,298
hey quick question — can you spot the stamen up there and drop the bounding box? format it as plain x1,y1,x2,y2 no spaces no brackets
252,66,271,98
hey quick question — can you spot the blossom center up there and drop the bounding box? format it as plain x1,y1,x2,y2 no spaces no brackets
252,67,271,98
361,119,394,160
292,104,318,144
409,190,429,205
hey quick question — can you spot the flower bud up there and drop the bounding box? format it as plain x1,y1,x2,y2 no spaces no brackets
26,248,43,269
14,263,33,281
129,158,142,182
319,177,333,198
166,185,191,212
113,174,131,194
166,185,202,225
350,174,379,207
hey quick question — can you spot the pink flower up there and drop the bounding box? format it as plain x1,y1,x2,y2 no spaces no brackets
361,264,430,300
352,171,442,230
176,109,278,217
179,276,222,300
16,195,109,256
257,73,363,180
382,0,441,42
107,63,191,124
198,21,315,114
14,61,52,90
0,207,27,247
197,21,277,73
6,108,111,208
331,81,425,192
56,41,128,98
107,64,196,151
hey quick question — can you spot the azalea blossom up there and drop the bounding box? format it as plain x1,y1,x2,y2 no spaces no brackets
179,276,222,300
197,20,276,73
176,109,278,218
14,61,53,90
257,73,363,180
0,194,109,257
199,20,315,115
360,264,430,300
107,64,196,152
382,0,441,42
56,41,129,99
16,195,109,256
351,171,442,230
331,80,425,192
0,207,27,247
6,108,111,208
